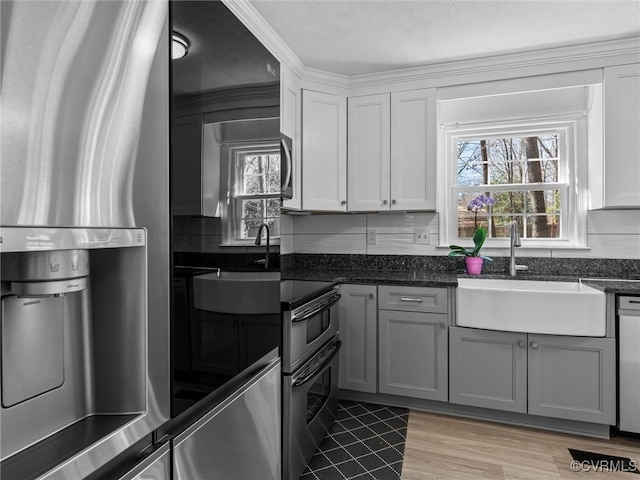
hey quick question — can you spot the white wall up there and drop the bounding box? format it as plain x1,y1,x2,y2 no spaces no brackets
282,210,640,259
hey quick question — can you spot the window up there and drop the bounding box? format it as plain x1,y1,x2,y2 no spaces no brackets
442,119,587,248
229,144,281,242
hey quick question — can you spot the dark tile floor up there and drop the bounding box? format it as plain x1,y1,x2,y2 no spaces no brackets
300,400,409,480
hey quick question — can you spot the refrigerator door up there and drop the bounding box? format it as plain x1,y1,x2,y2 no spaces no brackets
1,0,170,476
85,441,171,480
173,357,281,480
120,445,171,480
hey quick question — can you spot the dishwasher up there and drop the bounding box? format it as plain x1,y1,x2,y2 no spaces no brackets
619,296,640,434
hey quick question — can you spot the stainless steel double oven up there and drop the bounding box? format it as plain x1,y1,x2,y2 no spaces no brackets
281,280,342,480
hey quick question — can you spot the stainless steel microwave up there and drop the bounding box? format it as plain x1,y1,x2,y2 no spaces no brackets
281,133,293,199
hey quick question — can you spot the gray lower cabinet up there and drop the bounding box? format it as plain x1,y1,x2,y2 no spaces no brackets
527,334,616,424
449,327,616,425
449,327,528,412
378,310,448,401
338,284,378,393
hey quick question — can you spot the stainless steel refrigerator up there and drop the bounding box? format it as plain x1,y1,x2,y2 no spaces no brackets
1,1,282,478
1,1,170,478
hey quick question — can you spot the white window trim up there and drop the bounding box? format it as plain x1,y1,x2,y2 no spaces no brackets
438,116,588,249
220,141,281,246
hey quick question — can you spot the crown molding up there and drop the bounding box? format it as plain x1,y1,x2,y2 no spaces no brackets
221,0,305,78
222,0,349,91
298,66,350,92
348,37,640,90
222,0,639,93
173,83,279,114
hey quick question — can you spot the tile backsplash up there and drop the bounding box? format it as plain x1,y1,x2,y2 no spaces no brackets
281,209,640,260
173,216,279,268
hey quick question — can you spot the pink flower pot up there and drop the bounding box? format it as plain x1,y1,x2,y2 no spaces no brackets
465,256,484,275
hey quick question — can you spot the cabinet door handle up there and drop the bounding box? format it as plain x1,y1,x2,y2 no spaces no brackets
340,200,347,205
439,322,446,329
392,199,397,205
518,340,526,348
530,341,538,349
368,293,374,299
382,199,388,205
400,297,423,303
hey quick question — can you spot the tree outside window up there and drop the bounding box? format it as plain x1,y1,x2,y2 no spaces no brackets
453,128,569,243
232,145,281,240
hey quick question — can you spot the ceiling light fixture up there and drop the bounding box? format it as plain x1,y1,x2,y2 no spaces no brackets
172,32,189,60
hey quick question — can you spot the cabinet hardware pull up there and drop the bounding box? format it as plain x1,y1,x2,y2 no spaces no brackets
439,322,446,329
530,341,538,349
368,293,374,299
392,199,397,205
382,200,388,205
518,340,526,348
340,200,347,205
400,297,423,303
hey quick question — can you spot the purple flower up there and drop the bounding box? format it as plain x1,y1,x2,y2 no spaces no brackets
468,194,495,211
468,198,483,211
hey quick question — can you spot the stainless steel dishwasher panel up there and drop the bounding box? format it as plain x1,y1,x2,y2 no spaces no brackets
173,358,281,480
619,296,640,434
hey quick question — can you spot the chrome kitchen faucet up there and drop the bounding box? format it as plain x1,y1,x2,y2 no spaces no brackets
255,223,270,270
509,220,528,277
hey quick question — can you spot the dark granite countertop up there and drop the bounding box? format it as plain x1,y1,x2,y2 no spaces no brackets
282,268,459,288
282,268,640,295
580,279,640,295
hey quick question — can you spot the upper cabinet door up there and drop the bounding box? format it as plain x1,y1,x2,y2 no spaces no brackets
281,66,302,210
172,114,204,216
347,94,391,211
302,90,347,211
390,88,437,210
604,64,640,207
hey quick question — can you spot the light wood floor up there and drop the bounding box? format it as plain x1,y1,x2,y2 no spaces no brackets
401,411,640,479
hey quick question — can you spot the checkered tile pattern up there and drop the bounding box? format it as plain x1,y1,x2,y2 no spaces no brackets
300,400,409,480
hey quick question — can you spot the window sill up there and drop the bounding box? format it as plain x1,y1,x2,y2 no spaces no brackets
435,244,591,251
219,239,281,248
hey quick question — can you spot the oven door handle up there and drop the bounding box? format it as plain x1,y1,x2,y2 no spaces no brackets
291,292,341,323
292,340,342,388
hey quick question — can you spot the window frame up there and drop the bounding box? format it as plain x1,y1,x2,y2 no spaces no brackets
221,141,281,246
439,117,588,249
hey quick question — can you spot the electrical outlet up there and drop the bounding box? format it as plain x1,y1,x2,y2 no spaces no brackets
414,227,431,245
367,229,377,245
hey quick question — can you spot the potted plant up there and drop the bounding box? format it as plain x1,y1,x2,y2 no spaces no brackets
449,195,494,275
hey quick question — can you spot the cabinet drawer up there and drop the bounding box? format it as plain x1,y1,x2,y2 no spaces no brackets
619,296,640,311
378,285,447,313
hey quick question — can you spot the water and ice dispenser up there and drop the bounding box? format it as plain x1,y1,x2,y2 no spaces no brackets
0,227,149,475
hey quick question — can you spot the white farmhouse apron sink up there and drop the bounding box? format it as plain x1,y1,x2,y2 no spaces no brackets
193,271,280,314
456,278,606,336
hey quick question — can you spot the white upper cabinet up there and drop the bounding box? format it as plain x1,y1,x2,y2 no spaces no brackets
281,65,302,210
391,89,437,210
347,88,436,211
301,89,347,211
603,63,640,207
347,94,391,211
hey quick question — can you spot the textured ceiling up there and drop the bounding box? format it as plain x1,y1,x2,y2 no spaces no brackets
249,0,640,76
